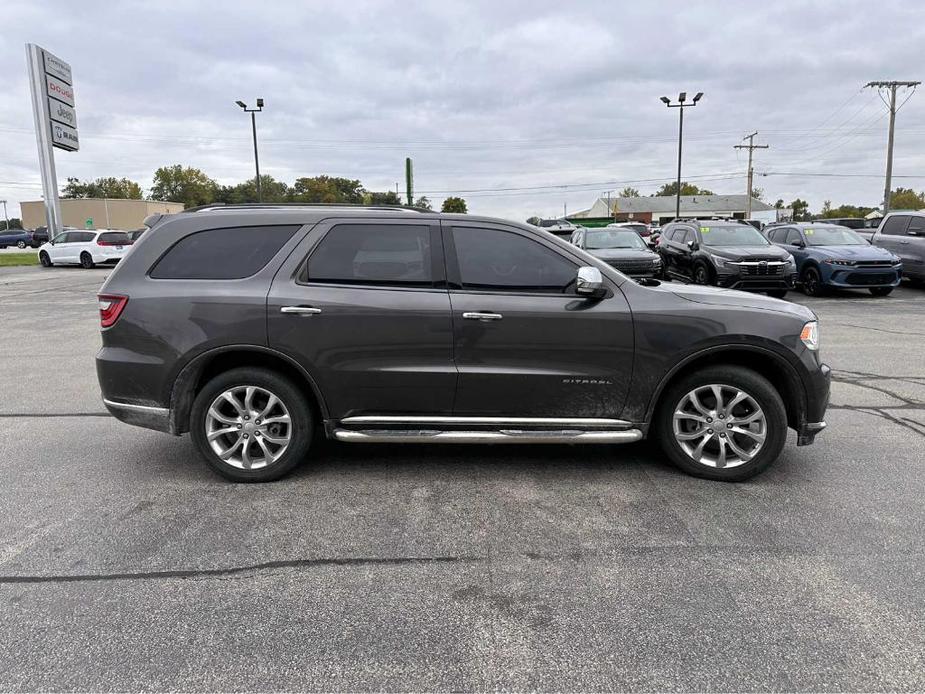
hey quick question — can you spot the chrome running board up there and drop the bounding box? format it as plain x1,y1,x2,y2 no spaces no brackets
339,415,633,428
333,429,643,444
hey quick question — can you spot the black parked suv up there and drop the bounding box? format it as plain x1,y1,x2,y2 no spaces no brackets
97,205,829,483
658,219,797,298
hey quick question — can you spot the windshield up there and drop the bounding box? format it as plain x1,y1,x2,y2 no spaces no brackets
824,218,865,229
585,229,646,250
805,226,866,246
700,225,769,247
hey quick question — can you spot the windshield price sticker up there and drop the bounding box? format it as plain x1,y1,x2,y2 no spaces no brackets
700,226,710,233
806,229,814,235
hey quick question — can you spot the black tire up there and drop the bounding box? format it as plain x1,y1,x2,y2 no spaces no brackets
79,252,95,269
16,240,26,249
693,262,713,286
655,365,788,482
869,286,893,296
190,367,314,482
39,251,53,267
766,289,788,299
800,266,824,297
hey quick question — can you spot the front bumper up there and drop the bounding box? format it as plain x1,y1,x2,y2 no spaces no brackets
823,266,902,289
717,271,797,291
796,362,830,446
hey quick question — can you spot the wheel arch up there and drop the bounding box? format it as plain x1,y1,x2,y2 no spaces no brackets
645,345,806,432
169,345,328,435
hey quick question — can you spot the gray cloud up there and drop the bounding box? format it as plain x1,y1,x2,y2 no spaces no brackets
2,0,923,221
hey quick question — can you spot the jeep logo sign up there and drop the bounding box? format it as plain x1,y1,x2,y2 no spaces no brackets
48,98,77,128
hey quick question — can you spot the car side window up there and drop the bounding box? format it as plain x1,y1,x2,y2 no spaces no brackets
55,232,71,244
907,217,925,236
151,225,300,280
304,223,433,287
881,216,910,236
451,227,577,293
677,228,691,244
785,229,803,245
76,232,95,243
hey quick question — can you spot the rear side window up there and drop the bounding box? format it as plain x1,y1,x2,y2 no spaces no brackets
908,216,925,235
150,225,299,280
304,224,433,286
98,231,131,245
881,216,910,236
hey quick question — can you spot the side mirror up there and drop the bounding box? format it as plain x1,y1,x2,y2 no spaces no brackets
687,240,698,251
576,266,605,297
794,240,806,248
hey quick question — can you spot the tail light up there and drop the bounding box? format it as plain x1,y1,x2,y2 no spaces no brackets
97,239,125,246
98,294,128,328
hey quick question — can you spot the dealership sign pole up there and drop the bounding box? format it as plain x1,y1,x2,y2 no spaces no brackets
26,43,79,239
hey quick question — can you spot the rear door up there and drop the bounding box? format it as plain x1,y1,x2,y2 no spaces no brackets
267,218,455,419
444,221,634,418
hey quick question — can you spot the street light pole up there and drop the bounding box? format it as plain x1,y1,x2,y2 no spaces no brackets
236,98,264,202
660,92,703,219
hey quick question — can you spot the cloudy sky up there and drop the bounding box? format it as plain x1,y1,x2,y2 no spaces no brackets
2,0,924,221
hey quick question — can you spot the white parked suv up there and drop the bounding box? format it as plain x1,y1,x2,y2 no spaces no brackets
39,229,133,269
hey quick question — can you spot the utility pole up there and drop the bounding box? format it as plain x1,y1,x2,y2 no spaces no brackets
405,157,414,206
865,81,920,213
733,132,769,219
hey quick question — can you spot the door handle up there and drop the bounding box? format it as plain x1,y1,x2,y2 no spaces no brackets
281,306,322,315
463,311,503,321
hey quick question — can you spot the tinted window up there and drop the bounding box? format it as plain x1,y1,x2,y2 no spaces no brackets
785,229,803,245
585,229,646,250
151,225,299,280
72,232,95,243
452,227,576,292
881,216,910,236
677,229,691,244
907,216,925,234
305,224,432,286
98,231,131,244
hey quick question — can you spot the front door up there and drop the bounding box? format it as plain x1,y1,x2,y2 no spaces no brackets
267,219,455,419
875,215,910,264
444,222,634,418
48,231,74,263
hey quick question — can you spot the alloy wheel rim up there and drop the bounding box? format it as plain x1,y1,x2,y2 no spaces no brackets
805,270,819,294
672,383,766,469
205,386,292,470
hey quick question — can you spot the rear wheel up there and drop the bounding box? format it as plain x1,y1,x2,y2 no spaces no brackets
656,365,788,481
79,252,95,269
16,240,26,249
39,251,53,267
801,266,824,296
869,286,894,296
190,367,314,482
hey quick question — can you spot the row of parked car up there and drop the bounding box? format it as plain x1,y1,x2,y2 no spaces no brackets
544,211,925,299
0,227,50,248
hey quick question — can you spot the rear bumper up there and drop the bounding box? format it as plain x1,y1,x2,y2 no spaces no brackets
103,398,173,434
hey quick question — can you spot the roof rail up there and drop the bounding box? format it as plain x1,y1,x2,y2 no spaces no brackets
179,202,430,214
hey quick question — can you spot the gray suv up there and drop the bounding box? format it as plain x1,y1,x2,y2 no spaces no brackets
96,205,830,483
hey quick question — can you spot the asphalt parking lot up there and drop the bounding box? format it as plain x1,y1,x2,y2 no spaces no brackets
1,265,924,691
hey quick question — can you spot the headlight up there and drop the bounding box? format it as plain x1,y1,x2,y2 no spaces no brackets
652,257,662,265
784,255,796,268
823,259,856,266
709,254,728,267
800,321,819,351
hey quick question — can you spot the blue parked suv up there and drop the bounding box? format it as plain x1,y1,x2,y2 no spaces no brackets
766,222,902,296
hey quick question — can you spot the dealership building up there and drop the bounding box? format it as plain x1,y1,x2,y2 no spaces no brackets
20,198,183,231
571,194,781,226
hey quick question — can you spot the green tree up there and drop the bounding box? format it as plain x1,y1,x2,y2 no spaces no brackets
789,198,811,221
820,203,876,219
215,175,290,204
62,176,143,199
150,165,218,208
0,218,23,231
441,196,468,213
291,175,364,203
890,187,925,210
774,198,785,209
652,181,715,197
618,187,640,198
821,200,832,216
413,196,433,210
750,186,764,201
364,191,402,205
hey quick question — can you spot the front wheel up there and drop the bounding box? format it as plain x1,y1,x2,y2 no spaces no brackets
190,367,314,482
869,286,894,296
800,266,824,297
79,252,95,269
39,251,53,267
693,262,713,286
656,365,788,481
16,240,26,249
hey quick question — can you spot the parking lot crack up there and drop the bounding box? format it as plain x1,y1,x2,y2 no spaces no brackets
0,555,486,585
